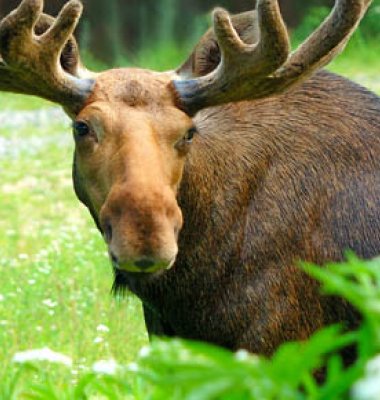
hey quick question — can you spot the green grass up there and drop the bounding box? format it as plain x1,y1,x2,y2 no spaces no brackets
0,38,379,398
328,40,380,94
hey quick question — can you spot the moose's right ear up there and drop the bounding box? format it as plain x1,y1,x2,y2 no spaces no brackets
177,11,259,78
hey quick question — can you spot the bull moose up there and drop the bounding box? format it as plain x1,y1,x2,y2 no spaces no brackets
0,0,379,364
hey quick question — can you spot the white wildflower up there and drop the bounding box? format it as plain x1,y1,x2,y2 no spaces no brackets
92,359,119,375
235,349,250,361
93,337,104,344
138,346,151,358
127,362,139,372
42,299,57,308
0,294,4,302
352,355,380,400
39,249,49,257
96,324,110,333
28,279,36,285
12,348,72,367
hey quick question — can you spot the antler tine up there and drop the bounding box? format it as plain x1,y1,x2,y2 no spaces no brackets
277,0,371,82
213,1,289,73
173,0,373,116
173,0,290,115
6,0,43,34
40,1,82,54
0,0,94,114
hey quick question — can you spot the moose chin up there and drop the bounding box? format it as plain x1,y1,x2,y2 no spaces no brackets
1,0,379,369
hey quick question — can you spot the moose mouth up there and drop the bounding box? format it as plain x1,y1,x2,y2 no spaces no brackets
110,252,176,274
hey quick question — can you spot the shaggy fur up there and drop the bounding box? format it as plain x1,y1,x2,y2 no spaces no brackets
112,71,380,361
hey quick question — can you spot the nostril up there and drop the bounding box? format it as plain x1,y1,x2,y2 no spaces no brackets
103,220,113,243
134,258,155,270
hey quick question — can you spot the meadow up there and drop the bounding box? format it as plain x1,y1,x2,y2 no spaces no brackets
1,10,380,399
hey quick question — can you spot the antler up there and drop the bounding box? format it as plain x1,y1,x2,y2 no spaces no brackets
173,0,373,116
0,0,94,113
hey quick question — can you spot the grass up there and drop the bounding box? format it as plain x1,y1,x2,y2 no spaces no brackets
0,28,379,399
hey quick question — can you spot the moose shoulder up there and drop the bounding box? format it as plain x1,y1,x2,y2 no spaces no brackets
0,0,379,364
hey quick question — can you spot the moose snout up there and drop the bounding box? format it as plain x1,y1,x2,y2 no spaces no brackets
100,186,182,273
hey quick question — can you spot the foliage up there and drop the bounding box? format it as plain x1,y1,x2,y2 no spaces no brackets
292,1,380,45
0,255,380,400
2,255,380,399
134,255,380,400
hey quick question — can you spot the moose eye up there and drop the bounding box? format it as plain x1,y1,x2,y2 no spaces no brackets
73,121,90,138
184,127,197,142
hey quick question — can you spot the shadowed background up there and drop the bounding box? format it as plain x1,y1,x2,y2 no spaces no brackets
0,0,344,64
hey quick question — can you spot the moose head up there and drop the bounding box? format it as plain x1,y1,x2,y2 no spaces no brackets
0,0,373,274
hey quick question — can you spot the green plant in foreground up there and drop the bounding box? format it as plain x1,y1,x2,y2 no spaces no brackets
135,255,380,399
5,255,380,399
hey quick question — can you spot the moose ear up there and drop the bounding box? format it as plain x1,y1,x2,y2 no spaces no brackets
177,11,259,78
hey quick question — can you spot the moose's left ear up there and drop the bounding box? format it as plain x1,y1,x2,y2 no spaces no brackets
176,10,259,78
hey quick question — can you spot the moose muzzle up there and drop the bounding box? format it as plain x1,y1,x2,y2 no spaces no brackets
100,183,183,273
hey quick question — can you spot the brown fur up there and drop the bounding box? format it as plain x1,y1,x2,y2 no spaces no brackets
71,9,380,362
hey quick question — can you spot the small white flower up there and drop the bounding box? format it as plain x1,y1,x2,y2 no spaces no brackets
127,362,139,372
96,324,110,333
92,359,119,375
0,294,4,302
93,337,104,344
352,355,380,400
42,299,57,308
12,348,72,367
18,254,28,260
28,279,36,285
138,346,151,358
235,349,250,361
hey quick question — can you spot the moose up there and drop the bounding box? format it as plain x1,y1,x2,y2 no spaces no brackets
0,0,379,365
